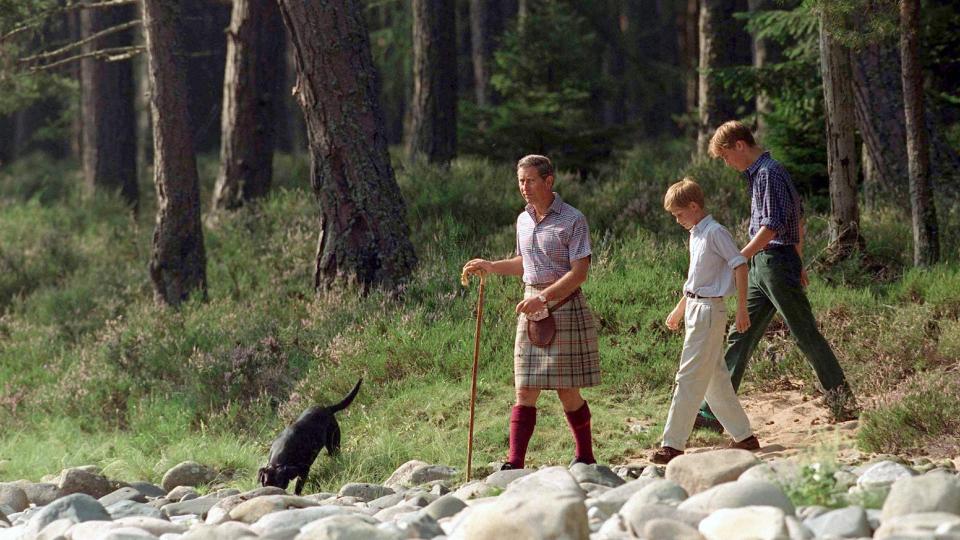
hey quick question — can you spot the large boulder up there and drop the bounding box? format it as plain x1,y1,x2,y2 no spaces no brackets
448,491,589,540
855,460,916,491
502,466,585,501
160,461,217,492
57,467,114,499
205,486,288,524
296,514,398,540
881,472,960,521
623,479,688,507
678,480,794,516
383,461,457,490
666,449,760,495
803,506,870,539
873,511,960,539
0,484,29,513
698,506,789,540
23,493,111,537
228,494,321,524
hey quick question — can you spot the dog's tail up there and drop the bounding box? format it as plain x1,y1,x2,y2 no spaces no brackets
330,377,362,413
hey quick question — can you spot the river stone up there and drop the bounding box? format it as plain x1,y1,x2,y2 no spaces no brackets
384,461,456,490
368,493,405,511
295,513,395,540
57,467,114,499
162,495,220,518
452,481,497,501
448,491,589,540
785,516,813,540
337,483,394,502
229,494,321,524
484,469,535,489
856,460,917,491
167,486,200,502
98,526,158,540
128,482,167,499
0,485,28,513
881,472,960,520
36,518,74,540
423,494,467,521
114,516,186,536
503,466,585,500
23,493,111,537
569,463,625,488
18,481,64,506
107,500,165,520
181,521,259,539
618,502,705,535
586,477,658,517
640,466,665,479
251,506,357,535
161,461,216,492
373,504,419,522
395,511,444,539
60,519,117,540
643,518,705,540
666,449,761,495
100,487,148,507
873,512,960,539
804,505,870,538
698,506,789,540
626,478,688,507
678,480,795,515
205,486,288,524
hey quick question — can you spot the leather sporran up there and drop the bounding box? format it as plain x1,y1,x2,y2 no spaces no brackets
527,314,556,347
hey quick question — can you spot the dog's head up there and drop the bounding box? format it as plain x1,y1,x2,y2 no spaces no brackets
257,464,297,490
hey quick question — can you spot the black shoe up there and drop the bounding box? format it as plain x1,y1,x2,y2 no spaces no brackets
729,435,761,451
569,457,596,467
822,386,860,422
497,461,517,471
693,413,724,434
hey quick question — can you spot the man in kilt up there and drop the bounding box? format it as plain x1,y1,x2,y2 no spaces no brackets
463,154,601,469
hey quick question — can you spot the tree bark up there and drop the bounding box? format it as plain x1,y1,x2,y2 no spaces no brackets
142,0,207,306
405,0,457,164
81,0,139,210
747,0,776,137
681,0,699,118
277,0,417,291
818,15,862,256
899,0,938,266
180,1,231,154
212,0,282,211
697,0,737,156
470,0,503,107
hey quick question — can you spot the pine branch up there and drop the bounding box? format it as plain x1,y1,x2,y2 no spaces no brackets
26,44,144,72
2,0,139,44
17,19,141,65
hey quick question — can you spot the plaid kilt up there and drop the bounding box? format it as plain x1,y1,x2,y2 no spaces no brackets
514,284,601,389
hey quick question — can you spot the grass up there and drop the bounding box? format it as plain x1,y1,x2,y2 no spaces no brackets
0,144,959,492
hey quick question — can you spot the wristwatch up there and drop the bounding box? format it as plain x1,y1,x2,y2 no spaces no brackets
536,293,548,305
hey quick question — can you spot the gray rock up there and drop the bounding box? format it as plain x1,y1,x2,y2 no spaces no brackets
666,449,761,495
338,483,394,502
251,506,357,535
0,484,29,513
395,511,444,538
63,520,120,540
795,506,829,521
448,492,589,540
873,512,960,539
373,504,419,522
205,486,288,524
580,483,612,498
678,480,794,515
36,518,74,540
128,482,167,499
101,487,148,507
618,502,705,535
107,500,165,520
740,461,801,486
586,478,658,517
503,466,585,500
626,479,688,507
804,506,871,538
640,466,664,479
569,464,625,488
57,467,114,499
427,481,451,497
642,518,704,540
114,517,186,536
161,496,219,518
383,461,457,490
17,481,64,506
423,494,467,521
98,525,162,539
867,508,882,531
483,469,535,489
881,472,960,521
368,493,405,511
856,461,917,491
295,514,396,540
595,512,631,539
451,481,497,501
23,494,111,537
784,516,813,540
167,486,200,502
402,491,434,507
181,521,259,539
161,461,216,492
698,506,789,540
228,494,321,524
611,466,644,481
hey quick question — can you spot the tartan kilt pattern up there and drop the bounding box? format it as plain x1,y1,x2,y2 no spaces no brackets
514,284,601,389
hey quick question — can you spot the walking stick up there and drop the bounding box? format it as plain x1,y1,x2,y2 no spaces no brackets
463,271,486,481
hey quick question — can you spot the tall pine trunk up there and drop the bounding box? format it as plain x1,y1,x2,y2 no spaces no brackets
818,15,862,257
470,0,503,107
747,0,775,137
406,0,457,164
212,0,282,210
681,0,699,120
277,0,417,290
697,0,737,156
899,0,938,266
142,0,207,306
81,1,139,210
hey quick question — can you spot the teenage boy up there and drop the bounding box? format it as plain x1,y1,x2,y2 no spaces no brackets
695,120,857,431
653,178,759,464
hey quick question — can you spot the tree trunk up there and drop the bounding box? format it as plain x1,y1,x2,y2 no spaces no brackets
277,0,417,291
470,0,504,107
181,1,231,154
697,0,737,156
747,0,776,137
81,0,139,210
212,0,282,211
818,15,862,257
405,0,457,164
681,0,699,118
899,0,938,266
142,0,207,306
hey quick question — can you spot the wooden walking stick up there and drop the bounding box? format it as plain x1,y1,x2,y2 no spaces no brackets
462,270,486,481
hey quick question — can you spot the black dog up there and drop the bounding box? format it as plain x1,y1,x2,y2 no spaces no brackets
258,378,362,495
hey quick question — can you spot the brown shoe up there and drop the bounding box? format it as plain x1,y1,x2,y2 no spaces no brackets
651,446,684,464
729,435,760,451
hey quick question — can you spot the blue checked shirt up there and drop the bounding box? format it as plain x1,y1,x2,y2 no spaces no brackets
746,152,804,247
684,215,748,298
516,193,592,285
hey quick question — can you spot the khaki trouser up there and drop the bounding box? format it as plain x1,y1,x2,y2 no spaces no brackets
662,297,753,450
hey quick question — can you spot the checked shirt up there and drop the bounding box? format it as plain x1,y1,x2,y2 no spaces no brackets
745,152,804,247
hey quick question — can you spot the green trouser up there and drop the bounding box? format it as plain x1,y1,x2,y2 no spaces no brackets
699,245,848,419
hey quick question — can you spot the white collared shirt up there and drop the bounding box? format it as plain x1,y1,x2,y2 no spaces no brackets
684,215,747,298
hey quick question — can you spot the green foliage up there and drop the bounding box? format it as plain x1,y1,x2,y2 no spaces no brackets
783,461,847,508
858,373,960,454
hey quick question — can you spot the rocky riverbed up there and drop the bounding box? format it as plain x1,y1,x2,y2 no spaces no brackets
1,450,959,539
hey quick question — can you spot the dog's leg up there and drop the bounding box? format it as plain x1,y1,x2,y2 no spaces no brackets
327,422,341,456
294,475,305,496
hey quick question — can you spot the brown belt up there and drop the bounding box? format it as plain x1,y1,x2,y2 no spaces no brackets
685,290,720,299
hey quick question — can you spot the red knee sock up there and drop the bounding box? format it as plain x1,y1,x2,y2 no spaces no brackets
565,401,596,464
508,405,537,468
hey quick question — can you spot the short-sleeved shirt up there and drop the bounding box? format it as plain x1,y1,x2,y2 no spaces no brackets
745,152,804,247
684,215,747,298
516,193,592,285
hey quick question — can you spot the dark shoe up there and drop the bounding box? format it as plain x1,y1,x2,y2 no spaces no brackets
729,435,760,451
497,461,517,471
693,413,724,434
569,457,597,467
651,446,684,464
822,387,860,422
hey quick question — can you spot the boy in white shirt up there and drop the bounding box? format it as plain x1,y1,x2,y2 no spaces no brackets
652,178,760,464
